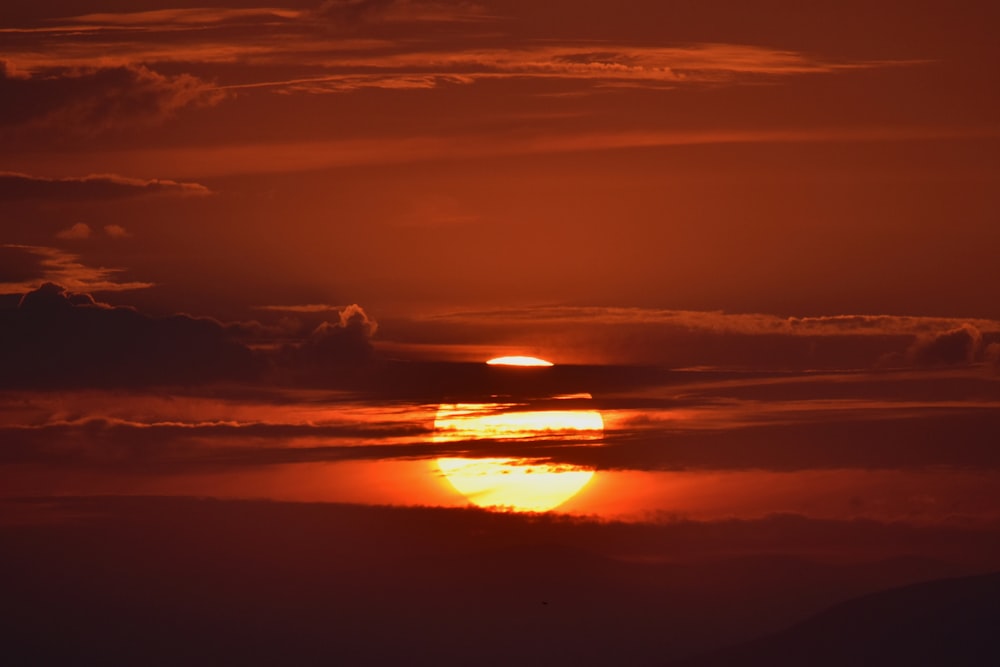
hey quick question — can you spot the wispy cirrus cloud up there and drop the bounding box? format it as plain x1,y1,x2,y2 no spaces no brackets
56,1,488,30
232,41,901,94
63,7,306,27
16,123,988,181
312,0,491,24
423,305,1000,339
0,61,224,133
0,171,210,201
0,3,917,96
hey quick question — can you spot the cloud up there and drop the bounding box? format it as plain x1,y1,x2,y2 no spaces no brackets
43,123,994,181
55,223,91,240
64,7,304,27
314,0,489,24
0,283,261,388
221,43,905,95
0,61,224,133
0,245,153,294
2,10,915,96
254,303,352,314
401,306,1000,370
280,304,380,379
0,284,383,388
906,324,984,366
51,2,483,30
426,306,1000,338
0,172,210,201
103,224,131,238
4,368,999,477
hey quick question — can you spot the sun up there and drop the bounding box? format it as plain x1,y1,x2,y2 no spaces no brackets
433,356,602,512
485,356,553,367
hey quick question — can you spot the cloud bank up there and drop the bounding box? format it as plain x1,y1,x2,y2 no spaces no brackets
0,284,381,389
0,283,260,388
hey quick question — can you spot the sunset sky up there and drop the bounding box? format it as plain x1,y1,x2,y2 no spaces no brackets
2,1,999,664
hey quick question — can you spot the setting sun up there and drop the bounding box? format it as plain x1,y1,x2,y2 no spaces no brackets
435,457,595,513
433,356,603,512
485,356,554,367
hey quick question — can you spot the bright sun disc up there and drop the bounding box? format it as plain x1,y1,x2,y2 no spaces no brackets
486,356,553,367
433,356,602,513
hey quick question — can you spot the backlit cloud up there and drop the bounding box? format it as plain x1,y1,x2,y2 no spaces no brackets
394,306,1000,370
0,245,153,295
281,304,380,379
424,305,1000,339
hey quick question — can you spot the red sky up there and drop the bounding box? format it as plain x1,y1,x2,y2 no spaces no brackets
2,2,1000,664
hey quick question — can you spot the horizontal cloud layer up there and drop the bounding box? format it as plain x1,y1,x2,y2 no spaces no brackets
0,284,379,388
1,4,912,96
389,305,1000,370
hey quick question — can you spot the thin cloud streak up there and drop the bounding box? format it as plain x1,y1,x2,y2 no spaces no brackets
59,2,489,29
255,304,351,313
424,305,1000,339
217,43,905,94
3,403,999,474
0,172,210,201
14,124,994,179
65,7,306,26
2,368,998,473
0,245,153,294
2,1,918,93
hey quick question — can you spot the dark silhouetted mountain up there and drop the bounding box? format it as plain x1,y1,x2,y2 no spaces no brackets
672,571,1000,666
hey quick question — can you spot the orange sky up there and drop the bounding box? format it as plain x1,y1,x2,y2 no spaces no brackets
2,0,998,331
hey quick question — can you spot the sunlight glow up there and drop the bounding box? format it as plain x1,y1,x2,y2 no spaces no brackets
485,356,554,367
